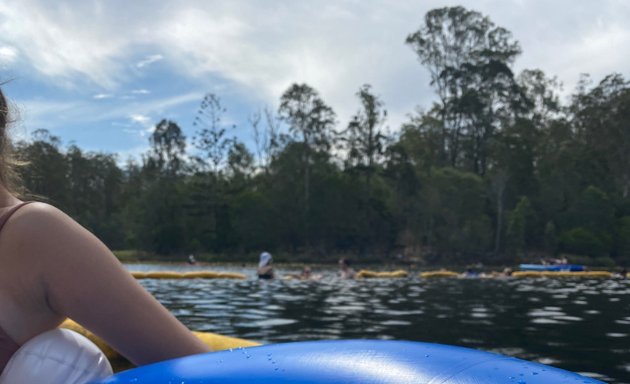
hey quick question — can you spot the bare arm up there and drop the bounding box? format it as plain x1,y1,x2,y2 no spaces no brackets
257,265,274,277
10,203,209,365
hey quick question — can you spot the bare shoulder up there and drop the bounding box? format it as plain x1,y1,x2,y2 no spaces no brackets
6,202,75,232
2,202,95,254
9,201,68,220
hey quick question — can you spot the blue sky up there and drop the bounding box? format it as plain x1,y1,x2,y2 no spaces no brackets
1,0,629,161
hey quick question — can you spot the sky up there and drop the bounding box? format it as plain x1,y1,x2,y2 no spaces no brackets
0,0,629,161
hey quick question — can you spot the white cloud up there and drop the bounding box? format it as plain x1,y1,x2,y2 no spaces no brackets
130,113,150,125
93,93,113,99
0,0,130,87
136,54,163,69
13,91,203,134
129,113,154,137
131,89,150,95
1,0,629,131
0,45,18,65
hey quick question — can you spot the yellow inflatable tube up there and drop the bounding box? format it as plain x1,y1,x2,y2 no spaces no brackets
60,319,260,362
131,271,246,280
356,269,408,279
512,271,613,278
420,270,459,279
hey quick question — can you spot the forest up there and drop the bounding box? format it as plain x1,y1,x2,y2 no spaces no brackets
13,6,630,265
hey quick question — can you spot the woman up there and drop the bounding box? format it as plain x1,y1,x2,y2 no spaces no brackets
257,252,274,279
0,87,209,379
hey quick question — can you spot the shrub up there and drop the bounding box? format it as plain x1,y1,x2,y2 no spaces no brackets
559,227,609,257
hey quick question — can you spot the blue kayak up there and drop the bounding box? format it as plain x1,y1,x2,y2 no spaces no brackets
519,264,585,272
93,340,603,383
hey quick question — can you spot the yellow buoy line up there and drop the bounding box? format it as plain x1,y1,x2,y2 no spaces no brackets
420,271,460,279
130,269,628,280
356,269,409,279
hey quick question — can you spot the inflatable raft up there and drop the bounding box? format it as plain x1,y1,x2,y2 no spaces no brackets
513,271,612,278
60,319,258,370
93,340,603,383
519,264,585,272
131,271,246,279
420,270,459,278
356,269,408,279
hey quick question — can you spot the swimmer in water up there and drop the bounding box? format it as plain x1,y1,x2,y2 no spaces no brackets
339,258,356,279
257,252,274,279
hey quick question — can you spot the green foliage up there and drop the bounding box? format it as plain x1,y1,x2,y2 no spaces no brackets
556,186,615,258
148,119,187,175
193,94,234,173
11,6,630,265
559,228,609,257
406,6,523,175
544,221,558,254
592,256,616,268
506,197,535,253
616,216,630,259
424,168,492,254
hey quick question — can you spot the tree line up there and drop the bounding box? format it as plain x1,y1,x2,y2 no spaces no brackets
14,6,630,265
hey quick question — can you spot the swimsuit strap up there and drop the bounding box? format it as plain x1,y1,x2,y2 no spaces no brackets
0,202,34,233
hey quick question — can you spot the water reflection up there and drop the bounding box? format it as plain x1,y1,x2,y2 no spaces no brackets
128,264,630,383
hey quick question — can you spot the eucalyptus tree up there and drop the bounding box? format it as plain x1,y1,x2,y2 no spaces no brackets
406,6,523,175
571,74,630,198
278,83,336,247
15,129,68,206
250,107,281,176
136,119,189,254
343,84,389,243
226,140,254,191
345,84,388,187
148,119,187,176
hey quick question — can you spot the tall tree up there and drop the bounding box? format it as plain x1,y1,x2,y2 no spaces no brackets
345,84,388,186
344,84,389,244
406,6,523,175
148,119,187,176
15,129,68,206
250,107,281,176
189,94,237,251
571,74,630,197
278,83,336,247
193,93,234,173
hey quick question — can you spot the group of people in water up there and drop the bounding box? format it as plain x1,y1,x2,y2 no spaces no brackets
540,256,569,265
256,252,356,280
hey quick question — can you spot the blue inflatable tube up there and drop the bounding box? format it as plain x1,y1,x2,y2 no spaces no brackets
519,264,585,272
93,340,603,383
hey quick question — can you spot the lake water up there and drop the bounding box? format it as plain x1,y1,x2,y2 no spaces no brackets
127,263,630,383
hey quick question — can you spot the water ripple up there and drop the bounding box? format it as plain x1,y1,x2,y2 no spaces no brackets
129,264,630,383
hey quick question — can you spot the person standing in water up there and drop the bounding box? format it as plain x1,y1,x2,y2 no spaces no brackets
257,252,274,279
0,85,209,382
